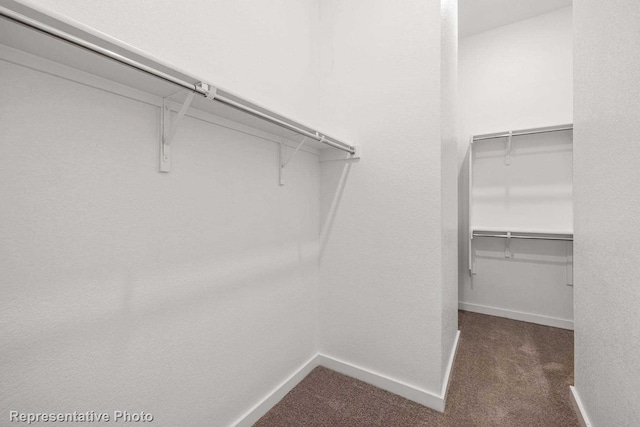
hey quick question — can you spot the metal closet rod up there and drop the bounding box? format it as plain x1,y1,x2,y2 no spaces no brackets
0,7,355,155
473,232,573,242
473,125,573,142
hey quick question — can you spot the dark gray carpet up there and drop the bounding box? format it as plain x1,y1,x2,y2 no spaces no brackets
256,311,579,426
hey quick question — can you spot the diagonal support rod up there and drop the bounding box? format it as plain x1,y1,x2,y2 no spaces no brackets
160,90,196,172
505,130,513,166
279,137,308,186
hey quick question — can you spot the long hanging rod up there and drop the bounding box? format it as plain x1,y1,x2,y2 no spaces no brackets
0,6,356,155
213,96,352,153
472,232,573,242
473,124,573,142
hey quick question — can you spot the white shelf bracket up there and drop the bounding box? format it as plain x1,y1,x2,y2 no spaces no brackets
319,145,362,163
350,145,362,159
566,241,574,286
160,90,196,172
469,234,476,275
505,130,513,166
469,138,474,276
279,141,285,186
159,82,215,173
279,137,308,186
505,231,512,258
198,81,218,101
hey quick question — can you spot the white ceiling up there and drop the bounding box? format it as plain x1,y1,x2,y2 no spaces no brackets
458,0,572,38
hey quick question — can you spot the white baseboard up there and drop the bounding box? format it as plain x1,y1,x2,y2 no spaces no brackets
316,354,445,411
318,330,461,413
232,354,320,427
459,302,574,330
570,386,594,427
441,330,461,407
232,331,461,425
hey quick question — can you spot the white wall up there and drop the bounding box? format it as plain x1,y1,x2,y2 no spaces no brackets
573,0,640,424
317,0,458,396
458,7,574,326
0,1,321,426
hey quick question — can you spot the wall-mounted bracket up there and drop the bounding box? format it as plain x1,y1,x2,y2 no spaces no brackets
350,145,362,159
504,231,512,258
566,241,573,286
279,142,285,186
469,233,476,275
279,137,308,186
160,91,195,172
198,81,217,100
319,144,362,162
505,130,513,165
159,82,216,173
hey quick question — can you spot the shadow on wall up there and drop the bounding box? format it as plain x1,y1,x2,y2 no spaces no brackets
2,243,319,364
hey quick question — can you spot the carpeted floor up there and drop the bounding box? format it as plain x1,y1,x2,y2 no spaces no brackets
256,311,579,426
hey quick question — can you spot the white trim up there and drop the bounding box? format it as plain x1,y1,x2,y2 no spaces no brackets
232,332,461,424
231,355,320,427
317,354,444,411
440,330,461,402
318,330,460,413
459,302,574,330
570,386,594,427
0,43,320,156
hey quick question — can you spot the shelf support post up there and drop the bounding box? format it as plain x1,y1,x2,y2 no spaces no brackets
160,82,215,173
279,141,285,186
505,130,513,165
505,231,512,258
160,91,196,172
566,241,574,286
469,138,474,275
469,234,476,275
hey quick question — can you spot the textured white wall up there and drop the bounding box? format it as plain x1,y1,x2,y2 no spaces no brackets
574,0,640,424
458,0,572,38
317,0,457,394
458,7,573,324
458,7,572,137
0,1,320,426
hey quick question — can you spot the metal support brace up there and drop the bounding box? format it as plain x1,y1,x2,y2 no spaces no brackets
469,138,475,276
351,145,362,159
566,241,574,286
198,82,217,100
279,142,285,186
505,130,513,165
469,234,476,275
505,231,512,258
279,137,308,186
160,82,216,172
160,91,196,172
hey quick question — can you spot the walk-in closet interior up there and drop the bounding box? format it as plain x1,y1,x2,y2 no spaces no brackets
1,0,638,426
465,124,574,328
458,5,575,332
